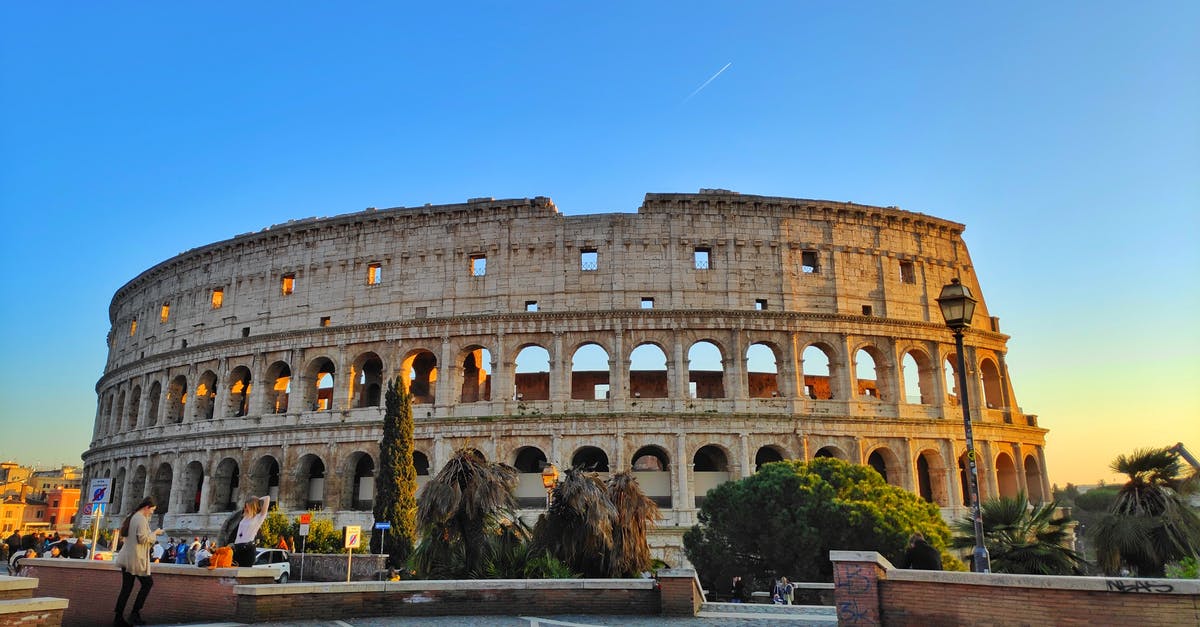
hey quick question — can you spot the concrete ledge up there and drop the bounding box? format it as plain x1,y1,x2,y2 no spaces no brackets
0,577,38,593
15,558,273,581
829,550,894,570
0,597,69,615
886,569,1200,594
236,578,658,596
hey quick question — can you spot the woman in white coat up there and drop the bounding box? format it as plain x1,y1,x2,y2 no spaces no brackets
112,497,163,626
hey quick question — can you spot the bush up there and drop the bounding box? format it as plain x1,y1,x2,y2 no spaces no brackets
262,511,369,554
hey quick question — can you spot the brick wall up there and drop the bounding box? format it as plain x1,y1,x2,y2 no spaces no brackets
0,598,68,627
657,569,703,616
831,551,1200,627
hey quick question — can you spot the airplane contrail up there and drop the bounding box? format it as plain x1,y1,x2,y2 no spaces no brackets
684,62,732,102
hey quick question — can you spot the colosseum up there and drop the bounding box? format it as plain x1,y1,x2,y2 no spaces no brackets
81,190,1049,565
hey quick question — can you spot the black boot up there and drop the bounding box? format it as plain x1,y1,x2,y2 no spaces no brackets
113,612,131,627
129,610,146,625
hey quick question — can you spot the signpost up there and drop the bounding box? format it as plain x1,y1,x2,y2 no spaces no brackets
343,525,361,583
373,521,390,580
85,479,112,561
298,513,311,582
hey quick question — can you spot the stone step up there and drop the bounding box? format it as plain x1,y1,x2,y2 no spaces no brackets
698,602,837,624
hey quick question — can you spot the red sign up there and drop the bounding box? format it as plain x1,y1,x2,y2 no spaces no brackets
299,513,312,524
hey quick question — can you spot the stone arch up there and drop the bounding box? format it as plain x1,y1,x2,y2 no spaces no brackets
264,361,292,414
867,446,903,486
400,349,438,404
901,348,935,405
249,455,281,505
293,453,327,510
195,371,217,420
512,446,550,508
746,342,780,398
632,445,672,508
303,357,336,411
129,465,148,506
571,445,610,472
111,467,126,516
801,343,836,400
457,346,492,403
344,451,375,510
102,393,115,435
571,342,611,400
693,445,732,508
1024,454,1045,503
351,351,385,408
629,342,668,399
513,446,548,473
996,451,1018,499
127,385,142,430
226,366,252,417
754,445,785,471
853,345,885,400
146,380,162,426
980,357,1003,409
631,445,670,471
915,449,949,506
814,445,848,460
150,462,173,517
944,354,960,406
117,389,129,430
181,460,204,513
166,375,188,423
212,457,240,512
687,340,725,399
514,344,551,401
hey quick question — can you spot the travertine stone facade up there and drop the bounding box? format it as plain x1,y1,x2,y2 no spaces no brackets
81,191,1049,567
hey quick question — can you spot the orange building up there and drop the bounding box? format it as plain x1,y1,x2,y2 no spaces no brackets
44,488,81,533
1,495,23,535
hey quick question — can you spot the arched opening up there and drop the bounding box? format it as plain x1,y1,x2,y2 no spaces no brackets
212,458,240,512
687,341,725,398
944,356,960,406
571,343,610,400
250,456,281,505
631,445,672,508
117,390,129,430
629,343,668,399
195,371,217,420
111,467,126,516
150,463,172,520
980,358,1003,409
802,345,834,399
348,453,375,510
571,446,610,473
958,453,972,505
867,448,903,486
458,347,492,403
295,455,326,510
401,350,438,404
746,343,779,398
902,350,934,405
854,348,880,400
265,361,292,414
182,461,204,513
513,446,550,508
413,450,431,496
103,394,115,434
127,385,142,429
146,381,161,426
351,352,385,408
814,446,847,460
693,445,731,507
227,367,252,417
514,345,551,401
996,452,1018,499
167,375,188,423
129,465,147,508
916,450,949,506
754,446,785,471
305,358,336,411
1024,455,1045,503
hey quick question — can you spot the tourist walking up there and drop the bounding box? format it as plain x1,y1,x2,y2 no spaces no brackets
231,495,270,568
112,496,163,626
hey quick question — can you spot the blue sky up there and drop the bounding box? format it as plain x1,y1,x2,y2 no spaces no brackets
1,2,1196,484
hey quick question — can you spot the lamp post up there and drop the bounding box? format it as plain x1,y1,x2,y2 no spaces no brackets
540,463,559,510
936,278,992,574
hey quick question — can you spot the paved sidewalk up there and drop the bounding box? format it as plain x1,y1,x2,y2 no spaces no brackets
145,614,813,626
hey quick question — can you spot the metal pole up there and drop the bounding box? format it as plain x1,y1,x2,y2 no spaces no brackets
300,536,306,582
955,329,991,573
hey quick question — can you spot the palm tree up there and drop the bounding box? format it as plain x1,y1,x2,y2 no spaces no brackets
606,471,660,577
952,492,1086,575
413,448,520,577
530,468,616,577
1093,447,1200,576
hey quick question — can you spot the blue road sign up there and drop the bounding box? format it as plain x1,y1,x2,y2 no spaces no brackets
373,521,391,530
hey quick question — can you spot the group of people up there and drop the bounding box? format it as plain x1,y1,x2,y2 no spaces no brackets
155,536,216,566
110,493,271,627
727,574,796,604
4,530,95,573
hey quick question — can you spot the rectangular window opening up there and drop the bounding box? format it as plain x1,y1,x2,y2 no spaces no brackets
694,247,711,270
470,254,487,276
129,319,137,336
594,383,610,400
862,305,873,316
581,249,598,271
160,303,170,322
367,263,382,285
281,274,296,295
641,297,654,309
801,250,820,273
181,339,188,349
899,260,916,284
242,327,251,338
319,316,331,327
525,301,539,312
755,299,768,310
211,289,224,309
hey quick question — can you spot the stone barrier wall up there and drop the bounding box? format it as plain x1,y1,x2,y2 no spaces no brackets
290,553,390,582
830,551,1200,626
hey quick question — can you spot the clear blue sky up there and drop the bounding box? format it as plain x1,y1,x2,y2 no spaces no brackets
1,2,1196,484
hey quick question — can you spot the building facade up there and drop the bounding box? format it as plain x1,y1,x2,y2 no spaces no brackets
81,191,1049,565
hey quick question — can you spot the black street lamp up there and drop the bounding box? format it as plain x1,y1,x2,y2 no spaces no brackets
937,278,992,573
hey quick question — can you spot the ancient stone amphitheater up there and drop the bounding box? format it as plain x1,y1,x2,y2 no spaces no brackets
82,191,1049,565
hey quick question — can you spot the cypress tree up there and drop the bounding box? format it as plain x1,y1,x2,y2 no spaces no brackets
373,376,417,568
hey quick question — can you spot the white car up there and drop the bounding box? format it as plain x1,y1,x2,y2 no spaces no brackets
253,548,291,583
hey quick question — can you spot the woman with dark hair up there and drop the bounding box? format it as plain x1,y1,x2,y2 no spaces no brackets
112,497,163,626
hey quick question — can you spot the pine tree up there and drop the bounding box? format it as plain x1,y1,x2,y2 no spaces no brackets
373,376,417,568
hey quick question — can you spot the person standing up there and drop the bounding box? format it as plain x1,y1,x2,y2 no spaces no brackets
898,533,943,570
113,497,163,626
730,575,746,603
231,495,270,568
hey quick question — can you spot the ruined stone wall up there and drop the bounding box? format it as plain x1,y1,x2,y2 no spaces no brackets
83,192,1047,567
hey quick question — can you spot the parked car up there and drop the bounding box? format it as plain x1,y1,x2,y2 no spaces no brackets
253,548,290,583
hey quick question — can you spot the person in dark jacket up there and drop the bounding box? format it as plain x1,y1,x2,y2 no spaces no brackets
899,533,943,570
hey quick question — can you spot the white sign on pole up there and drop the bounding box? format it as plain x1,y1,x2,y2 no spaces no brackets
298,523,310,537
88,478,113,504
